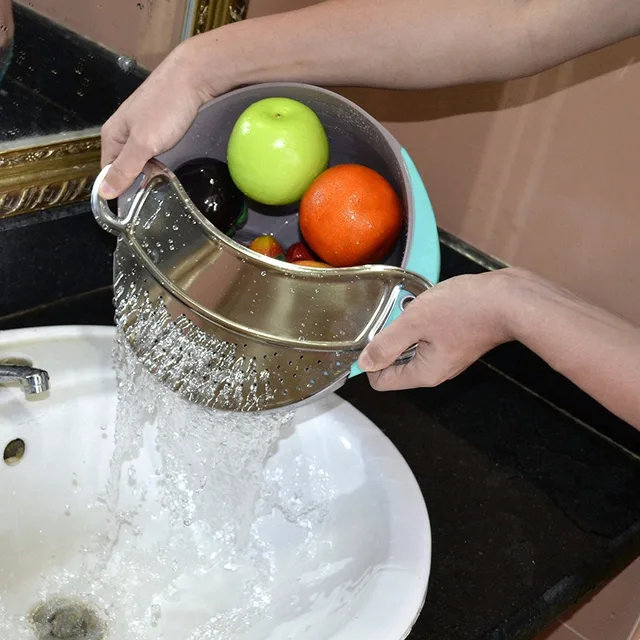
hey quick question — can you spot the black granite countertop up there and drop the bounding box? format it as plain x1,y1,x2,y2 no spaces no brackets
1,208,639,640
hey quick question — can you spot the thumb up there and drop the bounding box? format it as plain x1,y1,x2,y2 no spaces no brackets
358,311,421,372
366,348,431,392
99,137,152,200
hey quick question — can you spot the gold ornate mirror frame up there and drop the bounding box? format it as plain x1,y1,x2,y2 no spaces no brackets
0,0,249,220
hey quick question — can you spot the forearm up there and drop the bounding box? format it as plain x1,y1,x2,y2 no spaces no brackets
188,0,640,95
502,269,640,429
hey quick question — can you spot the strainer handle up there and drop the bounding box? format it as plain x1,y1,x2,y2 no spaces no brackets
391,275,430,367
388,269,434,325
388,273,433,367
91,164,128,235
350,269,433,377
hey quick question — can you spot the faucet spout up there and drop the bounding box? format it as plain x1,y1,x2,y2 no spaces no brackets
0,365,50,395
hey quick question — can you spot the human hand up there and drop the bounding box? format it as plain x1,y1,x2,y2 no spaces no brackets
358,270,517,391
99,37,224,199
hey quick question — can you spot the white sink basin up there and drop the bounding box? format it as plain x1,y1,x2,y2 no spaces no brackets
0,326,430,640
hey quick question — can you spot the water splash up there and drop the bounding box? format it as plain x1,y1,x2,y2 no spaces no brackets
113,273,274,412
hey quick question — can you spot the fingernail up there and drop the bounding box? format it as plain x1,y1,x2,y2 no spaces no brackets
358,351,374,372
98,180,117,199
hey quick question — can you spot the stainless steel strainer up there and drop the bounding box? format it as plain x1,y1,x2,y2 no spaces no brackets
91,83,441,412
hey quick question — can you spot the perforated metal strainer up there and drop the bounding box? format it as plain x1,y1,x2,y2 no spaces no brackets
92,83,441,412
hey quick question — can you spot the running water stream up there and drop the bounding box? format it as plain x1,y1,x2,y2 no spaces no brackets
90,330,333,639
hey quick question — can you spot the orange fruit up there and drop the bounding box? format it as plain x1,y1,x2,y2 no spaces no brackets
299,164,403,267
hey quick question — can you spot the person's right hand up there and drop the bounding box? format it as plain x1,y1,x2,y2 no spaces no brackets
99,40,218,199
358,270,516,391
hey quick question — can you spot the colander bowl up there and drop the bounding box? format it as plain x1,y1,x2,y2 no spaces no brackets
92,83,441,411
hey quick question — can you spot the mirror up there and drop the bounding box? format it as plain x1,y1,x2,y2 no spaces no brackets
0,0,249,218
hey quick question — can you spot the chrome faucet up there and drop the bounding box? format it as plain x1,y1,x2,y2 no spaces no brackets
0,364,50,395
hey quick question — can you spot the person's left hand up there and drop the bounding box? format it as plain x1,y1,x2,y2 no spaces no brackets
357,269,517,391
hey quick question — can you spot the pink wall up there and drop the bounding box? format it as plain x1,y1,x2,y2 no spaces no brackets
18,0,186,69
249,0,640,323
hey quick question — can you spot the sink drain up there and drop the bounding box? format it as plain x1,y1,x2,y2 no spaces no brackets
30,598,106,640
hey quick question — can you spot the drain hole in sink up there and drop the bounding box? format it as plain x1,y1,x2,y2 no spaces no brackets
3,438,25,465
30,597,106,640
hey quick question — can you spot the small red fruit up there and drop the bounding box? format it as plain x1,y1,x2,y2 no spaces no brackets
285,242,315,263
249,235,284,259
292,260,331,268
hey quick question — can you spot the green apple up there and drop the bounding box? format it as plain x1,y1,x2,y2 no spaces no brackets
227,97,329,206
